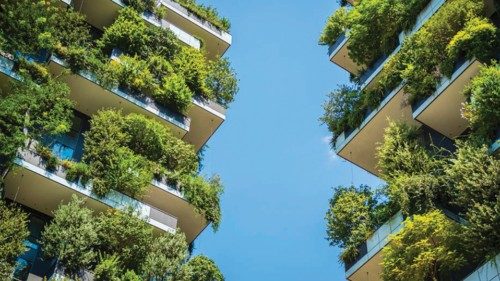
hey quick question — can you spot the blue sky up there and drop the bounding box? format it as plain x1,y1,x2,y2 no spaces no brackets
194,0,382,280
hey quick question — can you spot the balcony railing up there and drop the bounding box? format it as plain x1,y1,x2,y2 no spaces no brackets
16,142,178,233
51,54,191,131
142,11,201,49
462,254,500,281
328,0,445,79
345,211,404,275
160,0,229,38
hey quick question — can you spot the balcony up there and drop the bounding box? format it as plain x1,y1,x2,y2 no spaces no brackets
158,0,232,59
328,33,361,75
3,144,178,235
412,59,482,139
69,0,229,59
14,110,208,243
66,0,200,50
109,48,226,151
46,54,191,139
328,0,445,77
142,11,201,50
345,212,404,281
462,254,500,281
334,83,419,175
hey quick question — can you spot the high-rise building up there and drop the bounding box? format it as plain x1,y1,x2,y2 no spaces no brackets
320,0,499,280
0,0,236,280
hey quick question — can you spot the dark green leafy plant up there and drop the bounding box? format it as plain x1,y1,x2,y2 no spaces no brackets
41,195,98,277
377,122,449,215
206,58,239,108
319,7,349,46
174,256,224,281
0,77,73,172
447,17,499,65
462,63,500,139
96,209,153,272
446,141,500,261
0,201,29,280
325,185,397,264
181,175,224,231
141,232,189,280
174,0,231,31
320,85,363,139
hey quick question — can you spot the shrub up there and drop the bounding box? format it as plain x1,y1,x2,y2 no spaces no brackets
377,122,449,215
447,17,499,65
462,63,500,138
41,195,98,277
123,113,199,174
382,211,466,281
446,141,500,260
65,161,91,185
0,201,29,280
141,232,189,280
98,8,151,57
175,256,224,281
173,46,211,99
181,175,223,231
320,85,363,139
174,0,231,31
100,147,153,198
206,58,239,108
94,255,121,281
325,185,396,263
96,209,153,272
157,74,193,113
319,7,349,46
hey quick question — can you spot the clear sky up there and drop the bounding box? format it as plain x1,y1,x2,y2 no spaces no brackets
194,0,382,280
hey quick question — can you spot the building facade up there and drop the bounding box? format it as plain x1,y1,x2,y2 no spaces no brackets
0,0,235,280
320,0,499,280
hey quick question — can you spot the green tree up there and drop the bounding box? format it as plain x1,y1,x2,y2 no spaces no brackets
206,58,239,108
141,232,188,280
446,141,500,260
181,175,224,231
377,122,448,215
325,185,378,263
0,201,29,280
320,85,363,139
172,46,211,99
382,210,466,281
0,77,73,173
41,196,98,277
175,256,224,281
462,63,500,139
95,209,153,272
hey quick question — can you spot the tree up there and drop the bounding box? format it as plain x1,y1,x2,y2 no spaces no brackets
95,209,153,272
462,63,500,139
181,175,224,231
382,210,466,281
320,85,363,139
175,256,224,281
445,141,500,260
0,201,29,280
325,185,390,263
377,122,448,215
141,232,188,280
41,195,98,277
0,77,73,174
206,58,239,108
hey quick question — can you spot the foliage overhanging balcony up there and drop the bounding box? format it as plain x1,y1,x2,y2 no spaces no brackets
67,0,230,59
4,142,178,234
